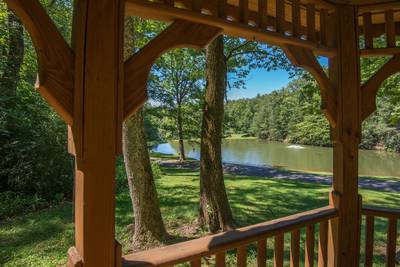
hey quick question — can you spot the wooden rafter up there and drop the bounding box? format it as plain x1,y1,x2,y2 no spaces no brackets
124,20,222,119
361,53,400,120
282,45,337,126
125,0,337,57
5,0,74,125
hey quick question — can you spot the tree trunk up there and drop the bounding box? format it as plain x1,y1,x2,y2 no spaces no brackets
123,108,167,249
0,10,24,97
177,105,186,161
199,36,234,233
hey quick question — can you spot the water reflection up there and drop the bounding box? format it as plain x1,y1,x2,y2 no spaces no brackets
152,139,400,177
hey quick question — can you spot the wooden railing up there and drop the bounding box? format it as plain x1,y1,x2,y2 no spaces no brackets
123,206,338,267
361,206,400,267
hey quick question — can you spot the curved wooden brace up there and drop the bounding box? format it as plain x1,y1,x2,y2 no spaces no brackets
5,0,74,124
282,45,337,127
361,53,400,121
124,20,222,119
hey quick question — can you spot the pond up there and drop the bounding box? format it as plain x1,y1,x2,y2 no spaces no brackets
152,139,400,178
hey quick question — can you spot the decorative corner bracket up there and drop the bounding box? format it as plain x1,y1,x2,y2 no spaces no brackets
361,53,400,121
282,44,337,127
5,0,74,125
124,20,222,120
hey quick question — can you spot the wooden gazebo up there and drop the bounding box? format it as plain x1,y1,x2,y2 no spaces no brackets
4,0,400,266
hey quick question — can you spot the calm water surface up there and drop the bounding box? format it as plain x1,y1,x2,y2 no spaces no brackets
153,139,400,177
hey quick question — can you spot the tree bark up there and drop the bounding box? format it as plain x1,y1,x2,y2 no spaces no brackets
176,104,186,161
123,108,167,249
199,36,234,233
0,10,24,97
122,17,167,250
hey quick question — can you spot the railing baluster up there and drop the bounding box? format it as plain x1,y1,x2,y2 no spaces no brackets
276,0,285,33
363,12,373,49
216,252,226,267
192,0,201,12
258,0,268,29
237,246,247,267
319,9,328,46
364,215,374,267
257,239,267,267
291,0,301,37
385,10,396,48
386,217,397,267
306,4,316,42
191,258,201,267
305,225,315,267
274,234,284,267
239,0,249,24
290,230,300,267
318,221,328,267
217,0,227,19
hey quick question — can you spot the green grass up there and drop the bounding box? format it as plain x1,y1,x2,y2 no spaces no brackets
1,164,399,266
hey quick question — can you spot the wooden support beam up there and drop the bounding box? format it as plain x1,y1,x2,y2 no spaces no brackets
239,0,249,24
320,9,328,46
124,20,221,119
258,0,268,29
237,246,247,267
282,45,336,126
257,239,267,267
290,230,300,267
125,0,337,57
68,0,125,266
292,0,301,38
4,0,74,124
361,53,400,120
306,4,316,42
385,10,396,48
363,12,374,49
318,221,328,267
328,5,362,267
305,225,315,267
364,216,374,267
274,234,284,267
275,0,285,33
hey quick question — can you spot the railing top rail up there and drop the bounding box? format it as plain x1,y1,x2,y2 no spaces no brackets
123,206,337,267
362,205,400,219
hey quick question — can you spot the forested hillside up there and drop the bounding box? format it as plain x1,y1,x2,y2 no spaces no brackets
225,67,400,152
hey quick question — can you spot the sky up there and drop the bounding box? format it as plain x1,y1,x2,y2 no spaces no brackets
227,57,328,100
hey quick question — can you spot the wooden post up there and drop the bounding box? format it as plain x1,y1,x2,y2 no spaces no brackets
327,4,361,267
68,0,124,266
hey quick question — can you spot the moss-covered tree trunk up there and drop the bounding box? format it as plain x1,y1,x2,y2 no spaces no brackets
123,109,167,249
0,10,24,97
199,36,234,233
122,18,166,250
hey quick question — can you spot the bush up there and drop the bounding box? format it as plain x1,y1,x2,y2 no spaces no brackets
383,129,400,153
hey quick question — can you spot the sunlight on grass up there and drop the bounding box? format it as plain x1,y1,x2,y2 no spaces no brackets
0,165,398,266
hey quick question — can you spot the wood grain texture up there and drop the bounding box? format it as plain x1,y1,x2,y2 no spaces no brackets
124,20,222,120
364,216,374,267
362,206,400,219
317,221,328,267
239,0,249,24
291,0,301,37
257,239,267,267
290,230,300,267
306,4,316,42
4,0,74,124
361,53,400,120
386,218,397,267
123,207,337,266
305,225,315,267
274,234,284,267
237,246,247,267
258,0,268,29
282,44,336,126
125,0,336,57
363,12,374,49
275,0,285,33
70,0,125,266
329,5,363,267
216,252,226,267
385,10,396,48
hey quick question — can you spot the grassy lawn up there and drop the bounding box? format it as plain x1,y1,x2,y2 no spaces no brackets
0,163,398,266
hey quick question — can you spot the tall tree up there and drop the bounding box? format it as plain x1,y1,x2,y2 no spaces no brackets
122,17,167,249
199,36,292,232
199,36,234,232
0,10,24,97
149,49,205,161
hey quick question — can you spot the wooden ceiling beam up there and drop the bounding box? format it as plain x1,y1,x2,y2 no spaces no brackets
4,0,74,125
126,0,336,57
124,20,222,119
